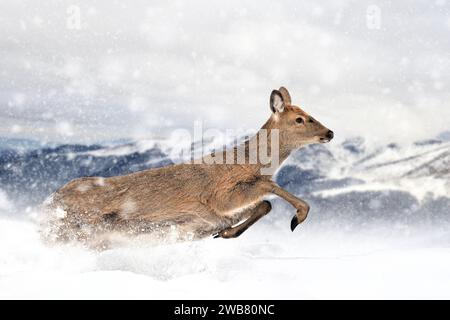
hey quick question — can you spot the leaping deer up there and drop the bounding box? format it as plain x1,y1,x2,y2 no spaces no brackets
42,87,333,245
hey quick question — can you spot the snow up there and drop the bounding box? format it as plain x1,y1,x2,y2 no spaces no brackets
0,196,449,299
0,0,449,300
314,178,449,201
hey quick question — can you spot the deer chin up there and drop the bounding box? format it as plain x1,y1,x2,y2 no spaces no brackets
318,136,332,143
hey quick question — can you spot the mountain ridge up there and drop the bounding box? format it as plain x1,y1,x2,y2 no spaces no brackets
0,134,448,228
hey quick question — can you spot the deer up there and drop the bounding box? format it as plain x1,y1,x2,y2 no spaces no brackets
41,87,333,246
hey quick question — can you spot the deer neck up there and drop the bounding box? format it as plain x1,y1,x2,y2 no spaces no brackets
232,119,296,176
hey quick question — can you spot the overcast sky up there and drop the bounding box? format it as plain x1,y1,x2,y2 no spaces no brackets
0,0,449,144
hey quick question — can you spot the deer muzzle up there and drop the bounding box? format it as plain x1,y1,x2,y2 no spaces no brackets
319,130,334,143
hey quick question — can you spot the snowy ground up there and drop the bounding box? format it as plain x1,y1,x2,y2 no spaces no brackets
1,199,449,300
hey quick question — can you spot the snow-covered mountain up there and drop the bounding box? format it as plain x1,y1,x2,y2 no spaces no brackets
0,133,448,230
0,141,172,205
276,134,449,230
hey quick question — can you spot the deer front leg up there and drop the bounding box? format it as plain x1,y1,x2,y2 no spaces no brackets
263,182,310,231
213,200,272,239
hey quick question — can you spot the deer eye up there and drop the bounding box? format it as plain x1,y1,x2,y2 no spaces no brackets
309,117,315,123
296,117,304,124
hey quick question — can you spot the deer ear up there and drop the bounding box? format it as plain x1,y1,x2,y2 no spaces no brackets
270,90,285,113
279,87,292,105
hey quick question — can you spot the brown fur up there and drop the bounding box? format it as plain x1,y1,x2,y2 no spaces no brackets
41,87,333,245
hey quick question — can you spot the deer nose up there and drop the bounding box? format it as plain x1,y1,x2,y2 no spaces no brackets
326,130,334,140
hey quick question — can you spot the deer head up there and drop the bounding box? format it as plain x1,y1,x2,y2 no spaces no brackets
266,87,333,151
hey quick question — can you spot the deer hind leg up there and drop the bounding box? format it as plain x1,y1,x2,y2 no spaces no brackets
213,200,272,239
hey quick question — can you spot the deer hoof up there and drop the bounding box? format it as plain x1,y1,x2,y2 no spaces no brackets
291,208,309,232
213,229,238,239
290,216,300,232
213,230,230,239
